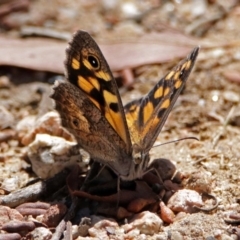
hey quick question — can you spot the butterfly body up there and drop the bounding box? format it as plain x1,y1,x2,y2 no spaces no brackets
51,31,199,181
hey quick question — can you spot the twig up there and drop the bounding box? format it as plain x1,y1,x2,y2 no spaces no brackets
212,106,235,148
51,197,79,240
193,152,220,165
0,169,70,208
193,193,219,212
64,221,73,240
20,26,71,40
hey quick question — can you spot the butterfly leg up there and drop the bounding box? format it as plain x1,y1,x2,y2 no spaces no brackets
142,166,164,185
82,161,107,188
116,176,121,207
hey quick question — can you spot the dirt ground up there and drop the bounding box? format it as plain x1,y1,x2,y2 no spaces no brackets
0,0,240,239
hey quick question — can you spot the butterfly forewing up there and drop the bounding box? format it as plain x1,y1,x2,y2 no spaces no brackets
125,47,199,151
65,31,132,153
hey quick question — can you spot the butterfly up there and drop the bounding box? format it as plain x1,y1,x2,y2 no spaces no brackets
51,30,199,181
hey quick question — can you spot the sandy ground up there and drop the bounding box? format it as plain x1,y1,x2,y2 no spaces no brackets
0,0,240,239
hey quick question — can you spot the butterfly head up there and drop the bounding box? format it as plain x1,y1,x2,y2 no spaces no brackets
119,144,150,181
132,144,150,167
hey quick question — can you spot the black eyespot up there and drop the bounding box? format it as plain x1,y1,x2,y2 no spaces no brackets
72,119,79,127
88,55,99,69
179,70,184,77
109,102,119,113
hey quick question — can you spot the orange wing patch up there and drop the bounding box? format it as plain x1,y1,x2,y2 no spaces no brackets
71,58,80,70
124,47,199,149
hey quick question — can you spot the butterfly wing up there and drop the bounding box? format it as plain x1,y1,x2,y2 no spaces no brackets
52,81,132,176
65,30,132,153
51,30,133,176
125,47,199,151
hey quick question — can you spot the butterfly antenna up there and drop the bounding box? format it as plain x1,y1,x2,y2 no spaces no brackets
151,136,199,150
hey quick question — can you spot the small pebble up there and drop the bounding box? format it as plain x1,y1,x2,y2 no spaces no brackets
159,201,175,224
28,134,82,179
124,211,163,235
0,106,15,129
185,170,212,193
170,231,184,240
223,91,239,103
167,189,203,213
0,76,11,88
28,227,52,240
42,203,67,227
2,177,21,192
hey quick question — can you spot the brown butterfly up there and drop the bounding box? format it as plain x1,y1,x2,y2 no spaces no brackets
51,30,199,181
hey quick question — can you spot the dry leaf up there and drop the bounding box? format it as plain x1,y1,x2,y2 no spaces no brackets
0,31,199,73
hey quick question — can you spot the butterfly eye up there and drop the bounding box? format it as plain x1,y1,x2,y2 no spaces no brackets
88,55,99,69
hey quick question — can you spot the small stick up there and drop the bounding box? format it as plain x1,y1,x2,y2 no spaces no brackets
212,106,235,148
0,169,70,208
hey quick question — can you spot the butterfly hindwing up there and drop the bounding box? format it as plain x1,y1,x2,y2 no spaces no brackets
51,80,133,176
65,31,131,153
125,47,199,151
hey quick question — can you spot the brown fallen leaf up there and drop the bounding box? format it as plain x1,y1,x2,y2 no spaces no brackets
0,0,29,18
127,198,156,213
70,179,158,209
0,36,65,73
0,30,199,74
71,188,139,205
